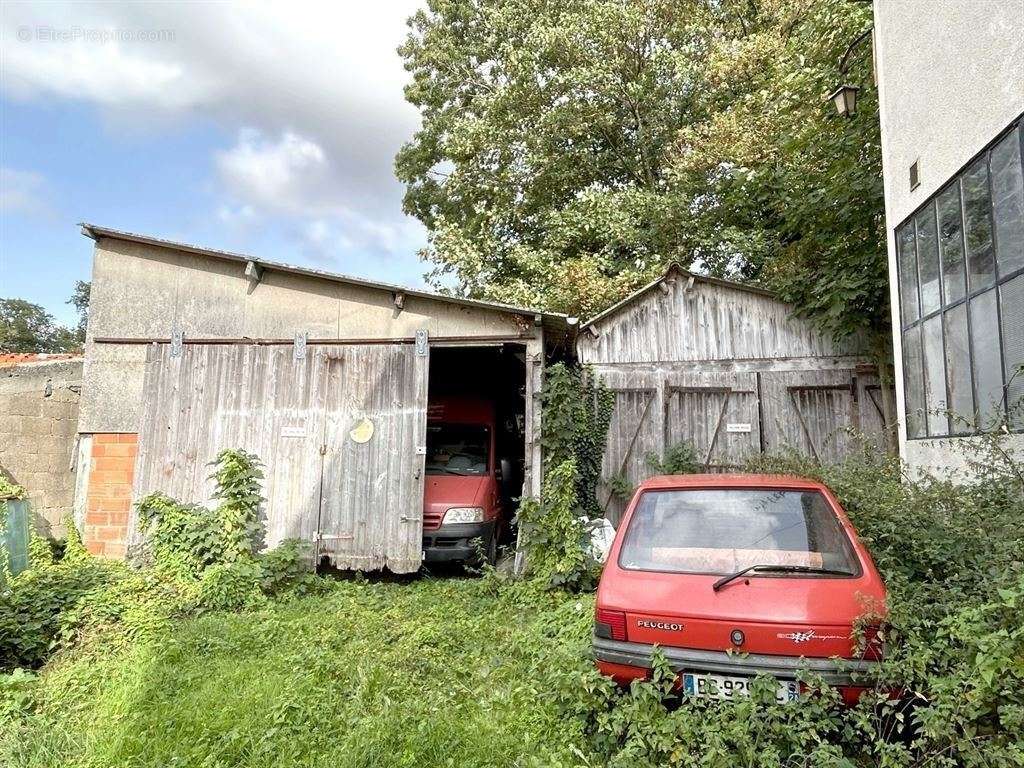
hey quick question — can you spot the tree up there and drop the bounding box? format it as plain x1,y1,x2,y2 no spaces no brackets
1,299,66,353
68,281,90,344
398,0,888,346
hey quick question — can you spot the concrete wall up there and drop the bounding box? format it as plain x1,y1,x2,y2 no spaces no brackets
0,358,83,537
80,237,534,434
874,0,1024,473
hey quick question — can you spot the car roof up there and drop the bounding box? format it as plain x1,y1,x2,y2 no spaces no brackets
637,473,828,491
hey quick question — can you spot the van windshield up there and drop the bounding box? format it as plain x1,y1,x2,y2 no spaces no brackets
618,488,859,576
425,424,490,476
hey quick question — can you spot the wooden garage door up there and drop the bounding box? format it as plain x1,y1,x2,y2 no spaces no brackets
663,378,760,471
600,388,658,523
316,344,429,574
132,343,429,573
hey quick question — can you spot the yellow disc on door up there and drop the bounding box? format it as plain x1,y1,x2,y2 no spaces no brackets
349,417,374,444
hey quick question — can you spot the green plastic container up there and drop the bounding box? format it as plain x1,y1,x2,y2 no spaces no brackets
1,498,30,582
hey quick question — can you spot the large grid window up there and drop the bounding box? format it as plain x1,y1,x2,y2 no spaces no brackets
898,118,1024,438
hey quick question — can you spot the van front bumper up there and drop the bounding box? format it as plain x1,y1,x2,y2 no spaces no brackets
422,521,495,563
592,635,878,687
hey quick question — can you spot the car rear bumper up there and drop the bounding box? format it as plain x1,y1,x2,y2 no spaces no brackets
592,635,878,687
422,521,495,563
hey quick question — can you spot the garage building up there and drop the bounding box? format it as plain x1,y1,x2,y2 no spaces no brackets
76,225,570,572
577,265,895,522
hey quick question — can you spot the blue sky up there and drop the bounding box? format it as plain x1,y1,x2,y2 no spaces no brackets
1,2,428,328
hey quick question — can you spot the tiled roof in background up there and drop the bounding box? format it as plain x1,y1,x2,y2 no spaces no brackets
0,353,82,368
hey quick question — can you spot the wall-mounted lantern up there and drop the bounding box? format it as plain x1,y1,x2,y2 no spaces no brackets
827,84,861,118
827,27,872,119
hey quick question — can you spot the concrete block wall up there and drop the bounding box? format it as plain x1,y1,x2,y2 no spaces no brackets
82,433,137,558
0,358,83,537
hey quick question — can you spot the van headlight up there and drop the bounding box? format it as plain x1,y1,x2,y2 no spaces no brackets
443,507,485,524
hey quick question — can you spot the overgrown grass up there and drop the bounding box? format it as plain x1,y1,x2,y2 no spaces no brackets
1,577,593,768
2,443,1022,767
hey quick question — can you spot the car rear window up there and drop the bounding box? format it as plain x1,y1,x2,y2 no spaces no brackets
618,488,859,576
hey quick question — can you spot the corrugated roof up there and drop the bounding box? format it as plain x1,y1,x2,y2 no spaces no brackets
580,263,775,331
80,224,573,339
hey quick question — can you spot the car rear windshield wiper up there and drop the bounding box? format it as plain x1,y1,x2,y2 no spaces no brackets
712,564,853,592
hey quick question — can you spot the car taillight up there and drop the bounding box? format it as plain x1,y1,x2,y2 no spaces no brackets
595,608,627,641
860,625,885,661
837,685,870,706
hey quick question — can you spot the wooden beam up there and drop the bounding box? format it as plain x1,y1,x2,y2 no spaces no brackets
92,334,536,346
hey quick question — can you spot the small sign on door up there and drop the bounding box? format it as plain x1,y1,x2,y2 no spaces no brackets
726,422,752,433
282,426,306,438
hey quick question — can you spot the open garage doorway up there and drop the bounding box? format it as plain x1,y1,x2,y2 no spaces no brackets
421,344,527,567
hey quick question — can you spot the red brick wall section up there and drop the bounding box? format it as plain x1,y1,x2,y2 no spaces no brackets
83,433,138,558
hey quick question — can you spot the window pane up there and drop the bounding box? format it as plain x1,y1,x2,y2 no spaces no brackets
990,126,1024,276
964,158,996,291
1000,274,1024,429
937,183,967,305
903,326,925,438
922,314,949,436
916,206,941,315
898,223,919,325
619,490,859,575
970,289,1004,429
944,304,973,433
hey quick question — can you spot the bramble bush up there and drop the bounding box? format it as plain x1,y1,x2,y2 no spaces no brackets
0,449,317,671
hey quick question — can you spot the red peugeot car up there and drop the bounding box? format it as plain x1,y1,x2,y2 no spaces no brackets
594,475,886,705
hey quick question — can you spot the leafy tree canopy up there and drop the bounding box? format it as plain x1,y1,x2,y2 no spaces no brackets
0,297,79,354
68,280,91,344
398,0,885,342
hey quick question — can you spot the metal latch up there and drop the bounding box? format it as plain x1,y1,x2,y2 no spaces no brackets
400,516,421,523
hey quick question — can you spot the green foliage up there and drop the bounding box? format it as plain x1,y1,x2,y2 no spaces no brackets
1,579,591,768
519,363,614,590
606,472,635,502
646,442,701,475
3,446,1021,766
135,449,266,574
517,460,599,591
196,559,266,613
0,450,309,673
0,556,124,669
67,281,90,344
540,363,614,520
210,449,266,562
398,0,887,343
0,298,78,354
0,477,25,501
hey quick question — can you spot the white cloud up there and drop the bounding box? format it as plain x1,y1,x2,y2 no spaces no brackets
0,167,54,217
1,1,428,271
216,129,330,216
214,127,425,266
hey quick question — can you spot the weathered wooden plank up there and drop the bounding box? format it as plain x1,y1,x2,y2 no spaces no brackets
578,279,866,365
316,344,428,573
132,343,426,568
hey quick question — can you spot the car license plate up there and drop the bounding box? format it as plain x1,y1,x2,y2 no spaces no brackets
682,673,798,703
